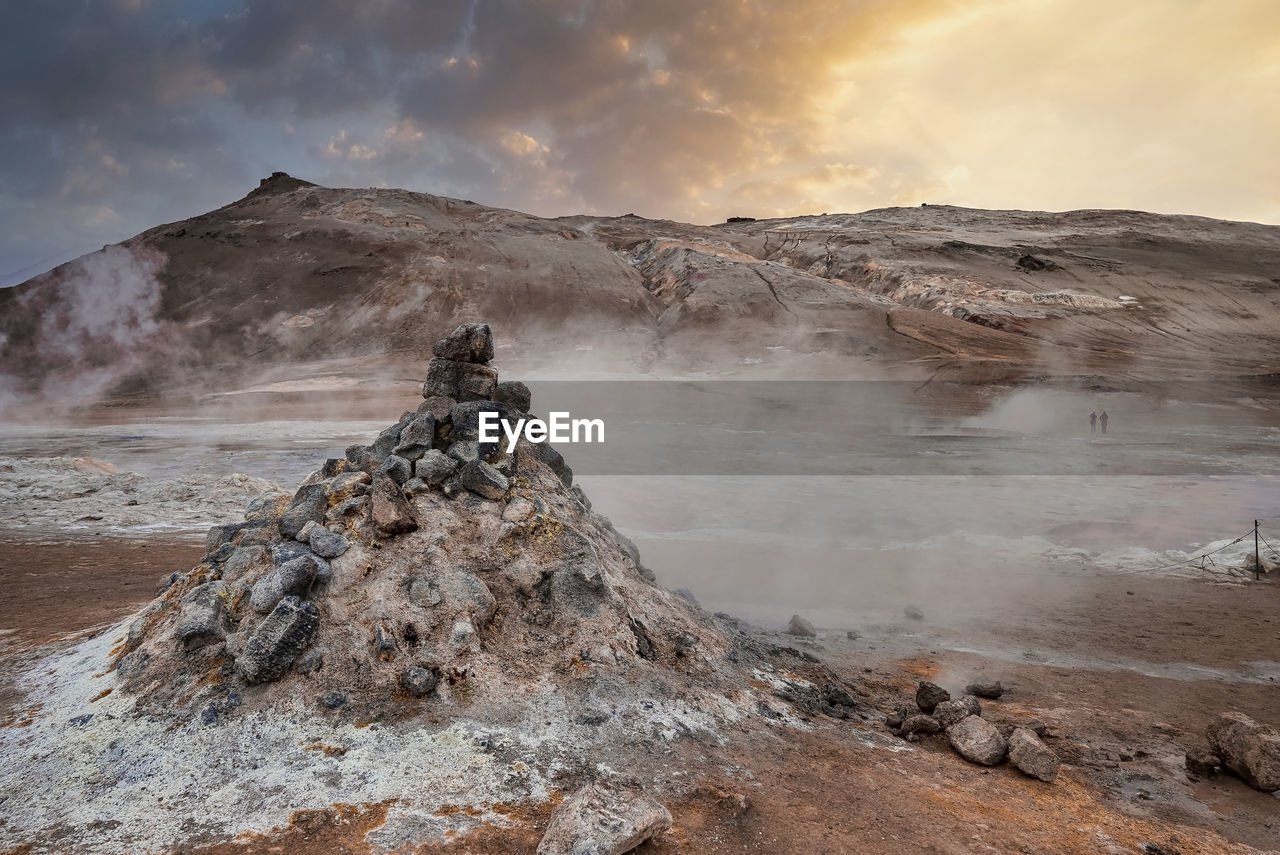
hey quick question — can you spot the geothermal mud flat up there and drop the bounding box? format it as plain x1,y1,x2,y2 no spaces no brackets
1,328,1279,853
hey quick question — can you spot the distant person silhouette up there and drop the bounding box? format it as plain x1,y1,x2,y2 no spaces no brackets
1089,411,1097,433
1099,411,1109,434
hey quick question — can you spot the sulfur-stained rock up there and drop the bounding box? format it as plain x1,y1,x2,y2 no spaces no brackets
537,781,671,855
237,596,320,684
177,582,232,651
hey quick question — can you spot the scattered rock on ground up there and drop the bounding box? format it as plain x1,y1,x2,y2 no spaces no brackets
536,781,671,855
1206,711,1280,792
915,681,950,713
900,714,941,736
904,605,924,621
934,695,982,728
965,680,1004,699
1185,744,1220,778
1007,726,1059,782
947,715,1008,766
786,614,817,638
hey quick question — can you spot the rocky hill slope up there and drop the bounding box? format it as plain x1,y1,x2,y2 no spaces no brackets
2,173,1278,408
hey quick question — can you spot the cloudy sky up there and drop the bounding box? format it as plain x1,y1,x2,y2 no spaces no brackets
1,0,1277,281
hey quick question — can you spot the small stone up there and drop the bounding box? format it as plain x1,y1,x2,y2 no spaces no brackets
493,380,531,413
845,630,860,640
400,666,438,697
223,546,270,582
900,714,941,736
965,680,1004,699
319,691,347,709
915,681,951,714
393,413,437,461
249,555,318,614
295,649,324,675
458,459,508,500
1008,726,1060,782
370,471,417,536
536,781,671,855
295,519,323,544
1025,719,1050,738
785,614,817,637
503,497,536,522
904,605,925,621
237,596,320,684
947,715,1008,766
414,449,458,485
934,695,982,728
446,440,484,464
374,622,398,661
432,323,494,364
1185,744,1219,777
278,484,329,539
308,526,349,559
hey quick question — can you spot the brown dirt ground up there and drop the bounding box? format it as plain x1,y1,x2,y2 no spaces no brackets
1,534,1277,854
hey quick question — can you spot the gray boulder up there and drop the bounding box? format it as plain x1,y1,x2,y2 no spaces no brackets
371,471,417,536
393,413,437,461
493,380,532,413
237,596,320,684
422,357,497,401
1008,726,1060,782
1206,711,1280,792
965,680,1004,699
278,484,329,539
536,781,671,855
400,666,438,697
458,459,508,500
223,546,270,583
414,449,458,485
915,681,951,713
249,555,318,614
177,582,232,651
449,399,510,441
432,322,494,364
934,695,982,728
417,395,456,423
308,526,350,558
377,454,413,486
785,614,817,638
947,715,1008,766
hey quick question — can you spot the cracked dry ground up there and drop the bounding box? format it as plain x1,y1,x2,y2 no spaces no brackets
1,534,1277,854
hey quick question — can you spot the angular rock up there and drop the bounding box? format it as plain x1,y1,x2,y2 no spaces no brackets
371,471,417,537
325,494,368,525
295,519,323,544
458,459,508,500
250,555,319,614
177,582,232,651
537,781,671,855
934,695,982,728
947,715,1008,766
204,523,243,553
1185,744,1220,778
400,666,438,697
522,440,573,486
378,454,414,486
414,449,457,486
278,483,329,539
369,418,411,464
900,714,941,736
1008,726,1060,782
965,680,1004,699
785,614,817,638
1206,711,1280,792
915,681,951,714
237,596,320,684
244,491,291,522
394,413,437,461
449,399,510,442
223,546,270,583
493,380,532,413
447,440,487,464
423,357,497,401
309,526,350,559
417,395,456,423
1025,719,1050,738
904,605,925,621
271,540,311,567
432,322,494,364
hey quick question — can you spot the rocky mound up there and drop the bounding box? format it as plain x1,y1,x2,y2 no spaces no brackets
0,324,858,854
